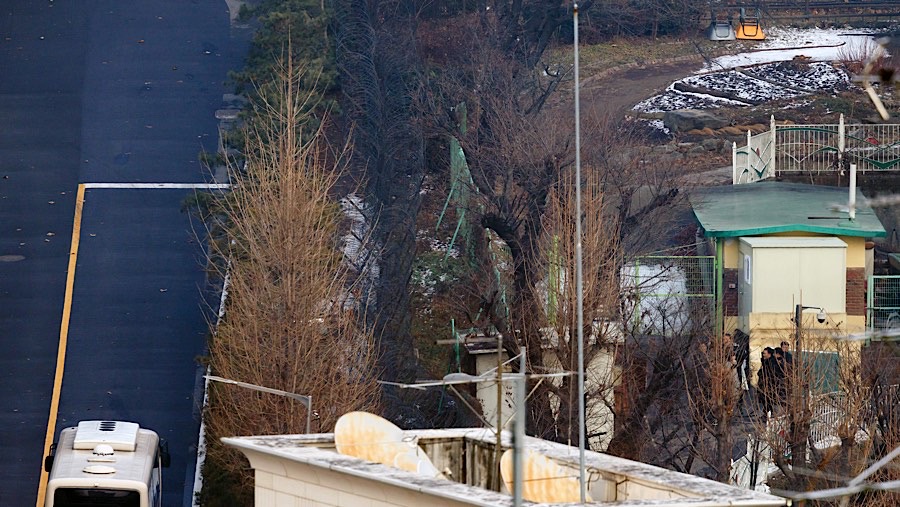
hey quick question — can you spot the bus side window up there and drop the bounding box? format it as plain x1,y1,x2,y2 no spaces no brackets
150,467,162,507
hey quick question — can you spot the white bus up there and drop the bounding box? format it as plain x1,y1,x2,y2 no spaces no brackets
44,421,170,507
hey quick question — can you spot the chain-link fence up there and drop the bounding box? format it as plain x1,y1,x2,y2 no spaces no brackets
622,255,716,335
867,275,900,331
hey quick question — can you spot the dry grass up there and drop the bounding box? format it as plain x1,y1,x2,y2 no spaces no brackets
548,36,743,73
838,36,889,76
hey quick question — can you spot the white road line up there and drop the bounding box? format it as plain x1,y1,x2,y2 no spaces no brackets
83,183,231,189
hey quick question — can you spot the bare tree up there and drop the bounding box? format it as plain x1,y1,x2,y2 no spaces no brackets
683,332,740,482
606,323,699,465
202,57,381,501
335,0,427,386
532,164,623,447
745,330,899,504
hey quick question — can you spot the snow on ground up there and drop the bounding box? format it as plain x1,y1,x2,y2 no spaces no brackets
743,62,849,92
633,28,883,115
683,70,805,103
707,27,881,70
634,85,748,113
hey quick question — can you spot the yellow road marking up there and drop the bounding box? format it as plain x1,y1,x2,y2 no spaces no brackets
36,183,85,507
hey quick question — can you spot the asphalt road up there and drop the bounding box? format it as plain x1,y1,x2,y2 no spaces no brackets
0,1,244,505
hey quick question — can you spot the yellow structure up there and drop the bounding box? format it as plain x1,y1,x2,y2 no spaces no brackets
691,183,884,382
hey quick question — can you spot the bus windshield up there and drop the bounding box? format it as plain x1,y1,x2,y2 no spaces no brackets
53,488,140,507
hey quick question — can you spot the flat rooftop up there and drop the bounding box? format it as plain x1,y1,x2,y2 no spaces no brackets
690,182,886,238
224,428,787,506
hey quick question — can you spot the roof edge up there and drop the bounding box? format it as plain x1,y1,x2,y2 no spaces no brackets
703,223,886,238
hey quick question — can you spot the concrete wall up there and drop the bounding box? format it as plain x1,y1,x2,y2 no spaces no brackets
224,430,787,507
240,446,476,507
472,345,617,452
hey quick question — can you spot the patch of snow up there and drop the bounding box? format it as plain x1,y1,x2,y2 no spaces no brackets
683,71,805,103
782,99,813,110
428,238,460,258
645,119,670,134
743,62,849,92
415,267,436,295
633,83,749,113
341,193,379,305
634,28,865,114
706,28,882,71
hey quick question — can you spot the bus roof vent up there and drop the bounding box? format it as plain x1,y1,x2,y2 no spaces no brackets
87,444,117,463
83,464,117,475
73,421,140,451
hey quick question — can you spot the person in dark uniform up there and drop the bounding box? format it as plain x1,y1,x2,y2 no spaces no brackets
773,347,788,407
757,347,776,419
733,329,750,390
780,340,794,368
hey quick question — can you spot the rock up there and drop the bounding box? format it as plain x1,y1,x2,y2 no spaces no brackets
663,109,729,133
685,143,706,154
652,144,677,154
701,138,721,151
747,123,768,133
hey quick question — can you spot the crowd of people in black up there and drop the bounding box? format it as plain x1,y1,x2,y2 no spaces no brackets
692,329,800,420
756,341,793,417
728,329,795,419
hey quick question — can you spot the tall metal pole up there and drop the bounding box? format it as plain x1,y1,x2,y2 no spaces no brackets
495,333,503,492
513,347,526,507
573,3,587,503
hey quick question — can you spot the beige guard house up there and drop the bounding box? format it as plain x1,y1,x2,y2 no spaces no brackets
690,182,885,378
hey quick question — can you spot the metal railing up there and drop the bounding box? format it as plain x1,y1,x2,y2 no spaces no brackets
765,385,898,453
733,115,900,183
733,117,776,184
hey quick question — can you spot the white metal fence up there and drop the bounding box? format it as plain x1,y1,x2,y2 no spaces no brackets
733,117,776,184
733,115,900,183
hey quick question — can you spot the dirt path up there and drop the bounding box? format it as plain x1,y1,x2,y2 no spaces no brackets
581,61,697,117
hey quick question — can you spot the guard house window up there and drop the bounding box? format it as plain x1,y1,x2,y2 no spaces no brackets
744,254,752,284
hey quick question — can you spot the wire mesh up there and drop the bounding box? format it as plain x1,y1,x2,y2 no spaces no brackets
867,275,900,331
623,255,716,335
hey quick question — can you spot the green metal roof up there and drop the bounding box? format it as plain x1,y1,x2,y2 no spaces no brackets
690,182,886,238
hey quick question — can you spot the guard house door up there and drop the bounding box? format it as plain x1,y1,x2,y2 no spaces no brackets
739,236,847,319
737,243,752,329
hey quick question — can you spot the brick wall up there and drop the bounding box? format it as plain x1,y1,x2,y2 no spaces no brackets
724,268,738,317
846,267,866,316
